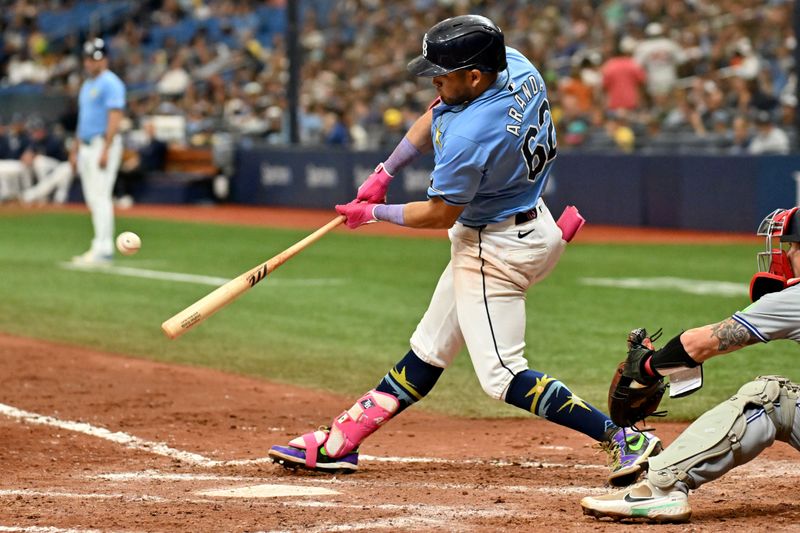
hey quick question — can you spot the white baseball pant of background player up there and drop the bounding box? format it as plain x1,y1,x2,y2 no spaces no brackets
77,135,122,257
410,199,566,399
0,159,32,201
21,155,75,204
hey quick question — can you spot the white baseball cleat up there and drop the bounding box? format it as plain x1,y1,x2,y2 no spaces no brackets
581,479,691,523
71,250,113,266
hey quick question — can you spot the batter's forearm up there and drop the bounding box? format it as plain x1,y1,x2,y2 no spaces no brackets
406,109,433,153
398,198,463,229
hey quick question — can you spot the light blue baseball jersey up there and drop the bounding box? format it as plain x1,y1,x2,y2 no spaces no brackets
427,47,557,226
77,70,126,142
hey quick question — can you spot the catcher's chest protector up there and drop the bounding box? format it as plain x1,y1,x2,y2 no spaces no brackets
647,375,798,489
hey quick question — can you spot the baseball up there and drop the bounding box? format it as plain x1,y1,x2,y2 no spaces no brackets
116,231,141,256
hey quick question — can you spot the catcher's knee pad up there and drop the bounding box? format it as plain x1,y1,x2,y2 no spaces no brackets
648,375,798,489
324,390,399,458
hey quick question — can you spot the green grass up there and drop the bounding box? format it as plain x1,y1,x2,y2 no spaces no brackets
0,211,795,420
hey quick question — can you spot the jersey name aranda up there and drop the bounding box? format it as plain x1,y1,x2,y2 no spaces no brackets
506,75,544,137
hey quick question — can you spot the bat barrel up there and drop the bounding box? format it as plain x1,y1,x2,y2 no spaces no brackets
161,215,345,339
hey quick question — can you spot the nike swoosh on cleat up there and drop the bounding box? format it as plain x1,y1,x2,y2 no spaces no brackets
518,229,535,238
627,434,646,451
624,493,654,503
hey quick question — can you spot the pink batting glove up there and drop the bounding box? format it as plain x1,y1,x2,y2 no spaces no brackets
335,200,379,229
356,163,393,203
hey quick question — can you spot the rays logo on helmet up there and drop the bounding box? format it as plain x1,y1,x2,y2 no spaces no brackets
422,34,428,57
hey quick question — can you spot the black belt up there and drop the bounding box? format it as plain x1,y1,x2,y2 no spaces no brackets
514,205,540,225
463,205,541,230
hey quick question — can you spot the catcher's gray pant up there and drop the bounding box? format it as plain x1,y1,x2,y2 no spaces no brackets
683,401,800,490
648,377,799,492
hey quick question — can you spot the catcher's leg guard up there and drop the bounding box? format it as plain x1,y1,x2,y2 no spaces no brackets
648,375,799,490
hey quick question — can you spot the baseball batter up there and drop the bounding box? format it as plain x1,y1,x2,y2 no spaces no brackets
71,38,126,265
582,207,800,522
269,15,660,486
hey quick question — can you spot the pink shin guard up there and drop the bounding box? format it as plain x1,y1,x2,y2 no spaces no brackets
325,390,399,458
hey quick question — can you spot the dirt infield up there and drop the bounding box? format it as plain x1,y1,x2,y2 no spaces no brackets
1,205,796,532
1,334,798,532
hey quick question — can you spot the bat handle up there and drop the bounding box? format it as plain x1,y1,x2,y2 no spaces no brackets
266,215,345,272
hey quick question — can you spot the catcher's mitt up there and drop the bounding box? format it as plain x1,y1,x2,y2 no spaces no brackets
607,328,668,427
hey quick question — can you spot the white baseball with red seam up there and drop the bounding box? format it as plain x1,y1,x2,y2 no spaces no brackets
116,231,141,256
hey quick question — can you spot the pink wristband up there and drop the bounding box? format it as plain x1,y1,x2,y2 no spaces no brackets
383,137,422,176
373,204,405,226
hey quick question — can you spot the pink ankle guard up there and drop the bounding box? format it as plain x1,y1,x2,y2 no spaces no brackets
287,429,329,468
325,390,399,458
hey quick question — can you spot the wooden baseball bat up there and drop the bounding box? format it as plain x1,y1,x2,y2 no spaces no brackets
161,215,346,339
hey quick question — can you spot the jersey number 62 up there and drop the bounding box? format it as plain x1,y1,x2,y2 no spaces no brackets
521,99,557,185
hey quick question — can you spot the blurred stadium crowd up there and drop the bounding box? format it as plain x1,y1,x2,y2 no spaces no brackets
0,0,796,183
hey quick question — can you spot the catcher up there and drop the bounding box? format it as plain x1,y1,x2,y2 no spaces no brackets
582,207,800,522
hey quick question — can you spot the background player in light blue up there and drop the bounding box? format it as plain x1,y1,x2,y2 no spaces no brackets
270,15,660,485
71,38,126,265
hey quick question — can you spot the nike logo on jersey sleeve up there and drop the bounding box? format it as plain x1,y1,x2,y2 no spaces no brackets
518,229,535,238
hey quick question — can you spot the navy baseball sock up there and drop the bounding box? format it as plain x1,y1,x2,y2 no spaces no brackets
375,350,443,414
505,369,614,441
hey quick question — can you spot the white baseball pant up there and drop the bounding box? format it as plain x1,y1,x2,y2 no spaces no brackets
22,155,75,204
410,199,566,400
77,136,122,256
0,159,32,201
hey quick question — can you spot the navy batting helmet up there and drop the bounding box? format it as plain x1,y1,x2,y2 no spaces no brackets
83,38,107,60
408,15,507,77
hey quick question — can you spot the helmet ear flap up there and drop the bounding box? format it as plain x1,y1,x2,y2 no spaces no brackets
779,207,800,243
750,272,787,302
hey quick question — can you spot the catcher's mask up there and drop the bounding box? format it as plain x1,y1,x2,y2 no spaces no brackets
750,207,800,301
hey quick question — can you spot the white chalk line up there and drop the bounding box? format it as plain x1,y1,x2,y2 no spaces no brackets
6,401,800,482
5,402,798,495
59,262,345,287
0,402,270,468
0,489,166,503
0,402,603,471
87,471,596,495
92,471,249,482
360,453,602,469
580,276,747,297
0,527,104,533
265,502,523,533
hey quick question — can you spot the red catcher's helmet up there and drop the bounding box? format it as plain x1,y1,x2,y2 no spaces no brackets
750,207,800,301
